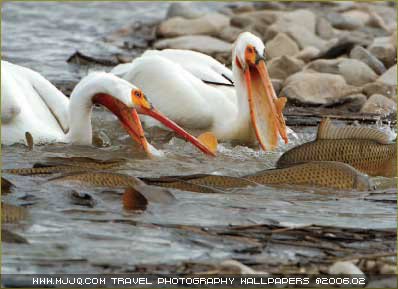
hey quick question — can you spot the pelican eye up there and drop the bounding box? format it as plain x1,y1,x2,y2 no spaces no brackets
247,46,254,54
135,91,142,98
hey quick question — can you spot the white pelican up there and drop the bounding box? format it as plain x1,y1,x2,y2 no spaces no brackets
112,32,288,150
1,60,214,156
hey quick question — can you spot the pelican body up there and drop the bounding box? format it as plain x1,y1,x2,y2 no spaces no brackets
1,60,214,156
112,32,288,150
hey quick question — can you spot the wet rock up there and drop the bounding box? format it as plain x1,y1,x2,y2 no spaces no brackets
67,51,119,66
325,12,364,30
377,65,397,86
329,261,364,275
338,58,377,86
281,72,362,105
267,56,304,80
316,17,336,40
349,46,386,75
265,33,300,59
166,2,203,19
157,13,230,38
362,81,396,99
295,46,320,62
154,36,231,55
368,37,396,68
306,58,377,86
335,93,367,112
218,26,242,43
361,94,397,115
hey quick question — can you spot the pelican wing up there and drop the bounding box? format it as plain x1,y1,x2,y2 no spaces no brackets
143,49,234,86
2,61,70,132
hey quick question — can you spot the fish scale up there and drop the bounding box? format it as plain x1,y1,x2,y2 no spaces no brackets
277,140,396,177
49,172,143,188
247,162,370,190
2,203,28,223
144,161,372,191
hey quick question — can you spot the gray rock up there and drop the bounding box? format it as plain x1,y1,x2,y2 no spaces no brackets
325,12,364,30
267,24,328,50
154,35,231,55
166,2,203,19
368,37,397,68
281,72,362,105
338,58,378,86
267,56,304,80
349,46,386,75
294,46,320,62
377,65,397,86
336,93,367,112
306,58,377,86
342,10,370,27
271,79,283,95
360,94,397,115
362,82,396,99
306,59,340,74
230,10,279,28
218,26,242,43
157,13,230,38
264,9,329,50
265,33,300,59
316,17,336,40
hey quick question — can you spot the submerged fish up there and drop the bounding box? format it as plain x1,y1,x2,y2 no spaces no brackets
143,161,373,191
277,119,396,177
2,157,126,176
1,203,28,223
49,172,143,188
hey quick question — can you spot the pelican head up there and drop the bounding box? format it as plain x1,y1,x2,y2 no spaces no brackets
233,32,288,150
85,73,214,156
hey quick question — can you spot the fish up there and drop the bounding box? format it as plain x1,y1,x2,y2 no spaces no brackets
1,203,28,223
49,172,175,203
25,131,34,150
2,157,126,176
49,171,143,188
247,161,372,191
1,177,14,194
277,119,397,177
141,174,256,193
142,161,373,192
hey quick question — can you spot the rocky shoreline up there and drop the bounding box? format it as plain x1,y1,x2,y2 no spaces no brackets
60,2,397,125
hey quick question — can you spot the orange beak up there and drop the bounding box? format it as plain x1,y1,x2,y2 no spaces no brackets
93,93,151,153
137,106,216,156
244,57,288,150
93,94,215,157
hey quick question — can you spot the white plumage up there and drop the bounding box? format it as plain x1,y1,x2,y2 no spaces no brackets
112,32,288,149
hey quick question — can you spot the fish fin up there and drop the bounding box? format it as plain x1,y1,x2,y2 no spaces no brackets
122,187,148,211
198,132,218,155
317,118,391,144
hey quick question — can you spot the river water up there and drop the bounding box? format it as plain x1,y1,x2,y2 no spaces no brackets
2,1,226,83
2,1,396,275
